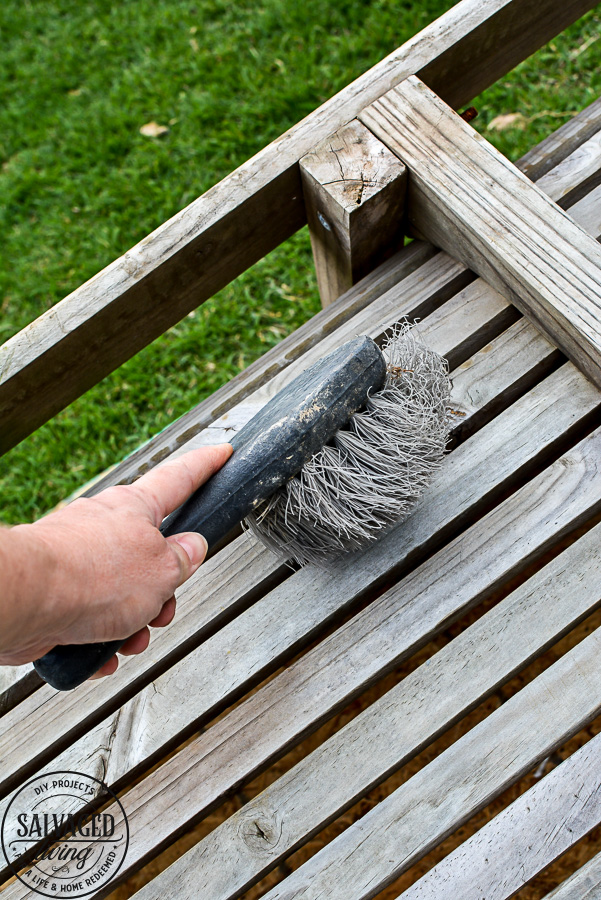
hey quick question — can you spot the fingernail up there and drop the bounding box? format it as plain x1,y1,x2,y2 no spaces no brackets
173,532,208,567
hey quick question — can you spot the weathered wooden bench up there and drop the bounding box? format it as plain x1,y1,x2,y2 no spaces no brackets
2,0,601,897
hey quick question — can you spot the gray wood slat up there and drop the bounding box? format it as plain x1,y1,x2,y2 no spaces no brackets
519,94,601,181
3,363,600,891
568,183,601,242
0,0,594,452
0,249,476,754
398,730,601,900
3,122,598,720
259,630,601,900
0,241,436,719
536,129,601,205
128,474,601,900
448,315,560,440
0,668,40,719
545,851,601,899
77,97,601,498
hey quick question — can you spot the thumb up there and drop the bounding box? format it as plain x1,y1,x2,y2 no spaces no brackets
166,532,208,587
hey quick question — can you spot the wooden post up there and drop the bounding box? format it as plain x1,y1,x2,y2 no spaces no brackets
360,76,601,391
300,120,407,308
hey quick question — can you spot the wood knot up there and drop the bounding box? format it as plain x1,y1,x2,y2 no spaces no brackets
238,811,282,852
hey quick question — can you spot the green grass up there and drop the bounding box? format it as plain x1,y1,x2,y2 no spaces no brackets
1,0,600,523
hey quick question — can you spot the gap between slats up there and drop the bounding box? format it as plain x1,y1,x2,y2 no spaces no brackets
1,98,600,900
3,207,600,888
0,101,601,715
3,369,601,896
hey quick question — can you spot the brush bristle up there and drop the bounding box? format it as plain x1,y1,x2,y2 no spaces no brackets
243,322,451,567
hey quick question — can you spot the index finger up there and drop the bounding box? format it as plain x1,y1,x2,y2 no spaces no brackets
131,444,233,526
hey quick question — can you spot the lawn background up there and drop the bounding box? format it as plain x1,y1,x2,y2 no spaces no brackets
1,0,600,524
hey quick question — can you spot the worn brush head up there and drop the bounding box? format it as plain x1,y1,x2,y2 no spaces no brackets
243,322,451,567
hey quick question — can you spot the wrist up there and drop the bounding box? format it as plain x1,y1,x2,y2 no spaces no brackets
0,523,64,649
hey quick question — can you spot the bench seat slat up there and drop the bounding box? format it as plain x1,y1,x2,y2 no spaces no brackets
519,95,601,182
128,460,601,900
398,730,601,900
2,357,600,891
258,626,601,900
545,850,601,899
536,129,601,206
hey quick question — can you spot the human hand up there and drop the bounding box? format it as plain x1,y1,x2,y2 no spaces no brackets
0,444,233,677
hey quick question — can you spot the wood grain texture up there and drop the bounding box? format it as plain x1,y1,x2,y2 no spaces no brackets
418,277,519,371
0,260,505,804
300,120,407,307
0,0,594,452
260,628,601,900
545,851,601,899
2,137,600,739
568,183,601,242
360,76,601,389
0,667,39,719
127,452,601,900
79,117,601,493
445,172,601,434
536,129,601,206
519,95,601,182
399,731,601,900
0,531,284,800
2,360,599,891
448,316,560,442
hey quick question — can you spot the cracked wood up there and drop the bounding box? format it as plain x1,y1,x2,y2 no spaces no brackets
130,455,601,900
0,0,595,452
300,120,407,307
360,75,601,389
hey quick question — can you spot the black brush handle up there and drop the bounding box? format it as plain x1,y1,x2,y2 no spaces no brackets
33,336,386,690
30,511,233,693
